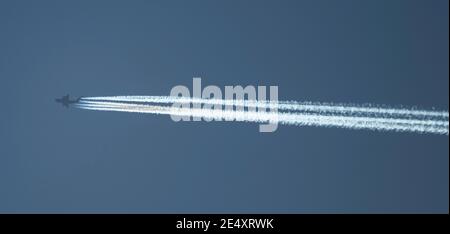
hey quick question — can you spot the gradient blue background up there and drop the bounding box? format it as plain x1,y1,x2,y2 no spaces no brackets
0,0,448,213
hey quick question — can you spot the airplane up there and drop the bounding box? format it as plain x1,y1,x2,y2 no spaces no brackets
55,94,82,108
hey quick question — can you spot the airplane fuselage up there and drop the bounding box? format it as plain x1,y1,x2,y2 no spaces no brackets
55,95,81,108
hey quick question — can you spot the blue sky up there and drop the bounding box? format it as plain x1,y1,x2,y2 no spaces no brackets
0,0,448,213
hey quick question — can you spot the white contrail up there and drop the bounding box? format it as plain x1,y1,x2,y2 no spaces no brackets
75,99,449,135
82,96,449,119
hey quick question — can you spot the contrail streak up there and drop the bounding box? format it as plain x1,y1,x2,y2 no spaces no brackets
74,97,449,135
82,96,449,119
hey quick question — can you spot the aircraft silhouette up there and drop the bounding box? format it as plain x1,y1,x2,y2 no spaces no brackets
55,94,82,108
